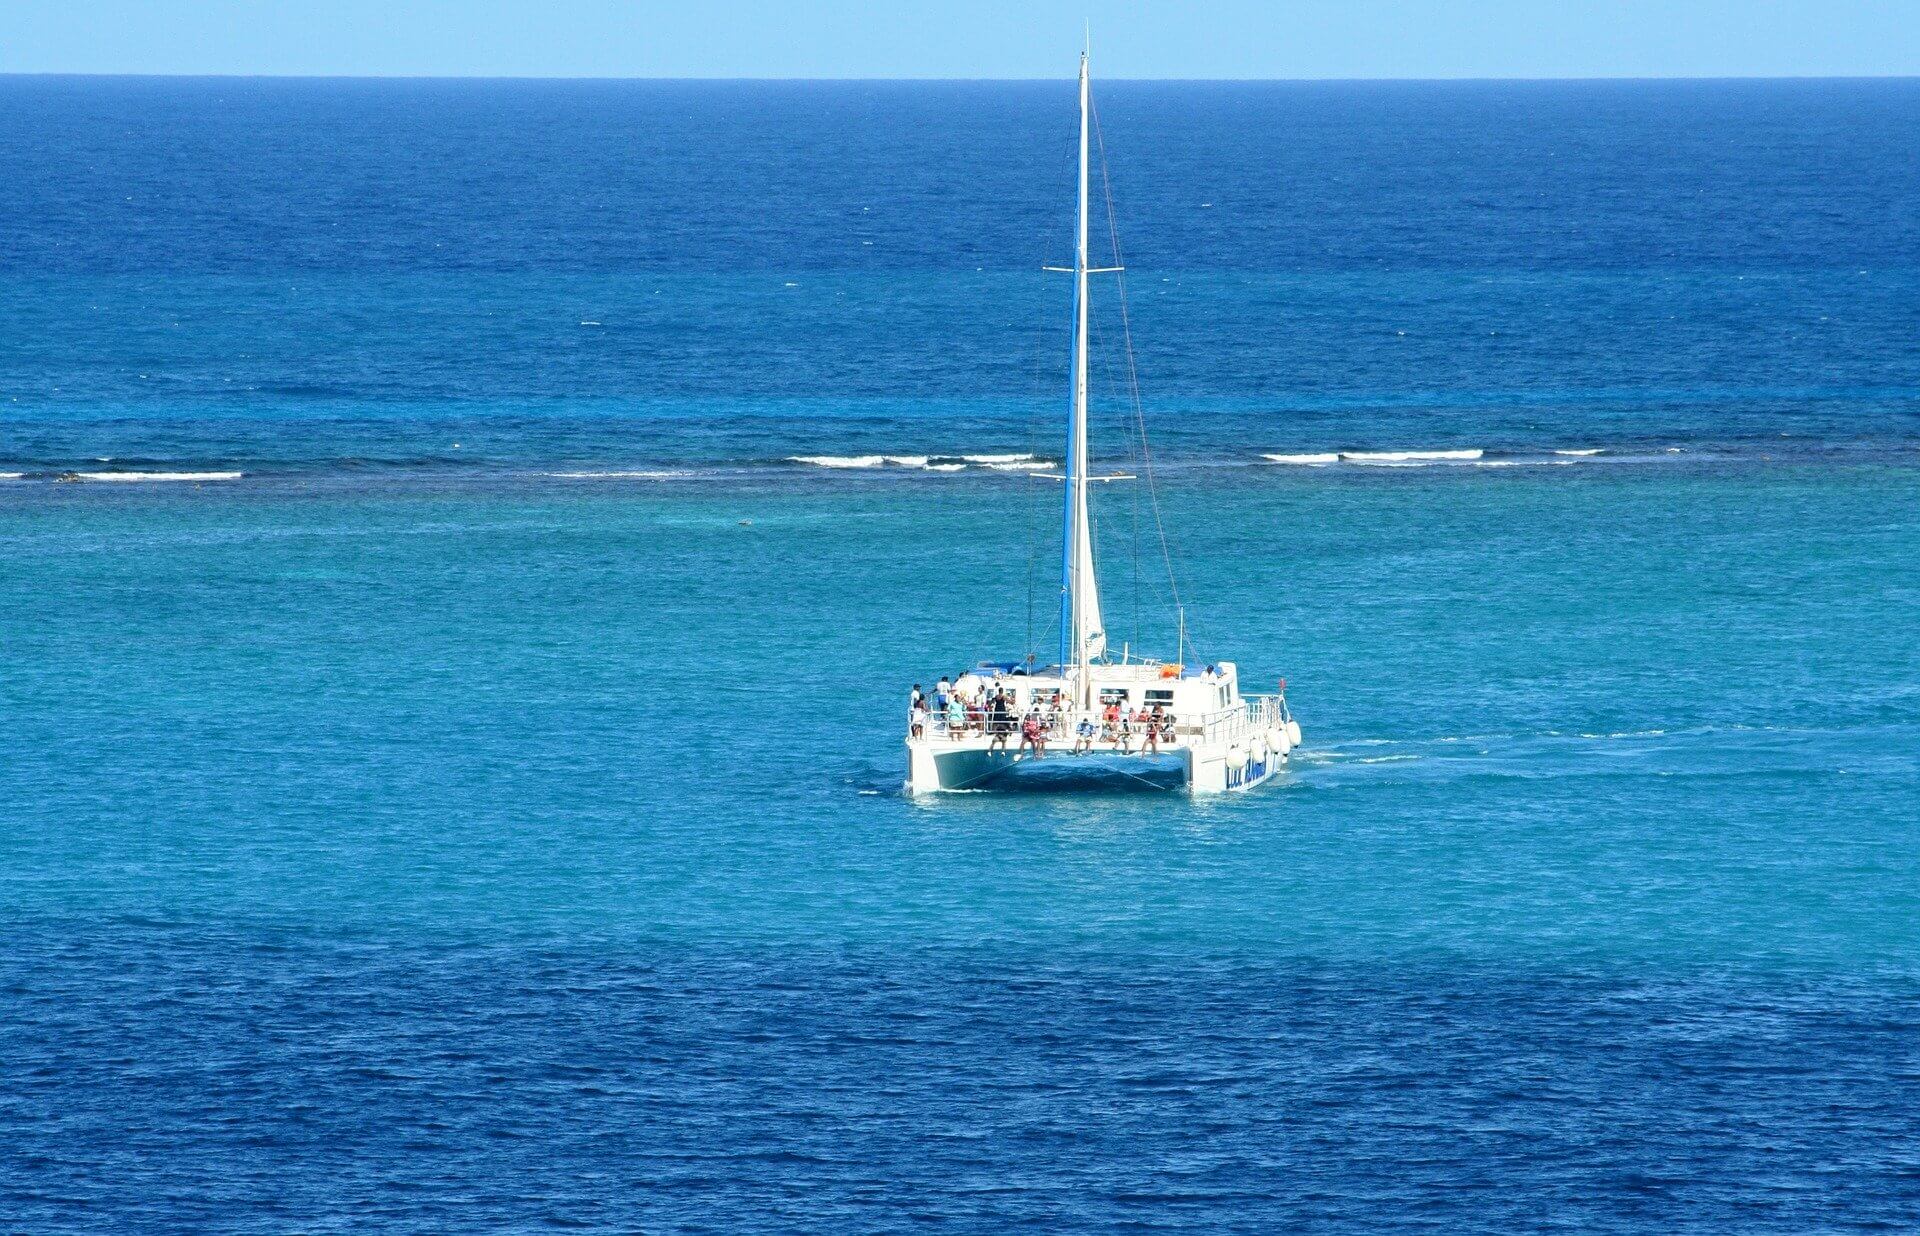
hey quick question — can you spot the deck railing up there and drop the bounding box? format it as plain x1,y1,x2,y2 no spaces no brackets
1192,695,1288,745
909,692,1292,750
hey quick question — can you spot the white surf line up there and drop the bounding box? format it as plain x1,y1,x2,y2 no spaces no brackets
788,455,886,468
545,470,692,479
73,471,244,482
1340,448,1484,463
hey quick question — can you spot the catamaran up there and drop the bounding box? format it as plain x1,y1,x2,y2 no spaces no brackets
904,46,1301,795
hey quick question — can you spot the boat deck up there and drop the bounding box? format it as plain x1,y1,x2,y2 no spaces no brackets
907,693,1297,795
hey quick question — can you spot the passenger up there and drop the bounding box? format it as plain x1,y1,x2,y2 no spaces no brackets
1115,708,1133,754
1137,706,1157,755
1074,714,1097,754
910,698,929,739
933,678,950,712
910,683,925,710
945,694,966,735
987,691,1012,751
1019,709,1046,759
1201,664,1218,683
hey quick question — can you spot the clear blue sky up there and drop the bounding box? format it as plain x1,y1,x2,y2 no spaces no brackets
2,0,1916,78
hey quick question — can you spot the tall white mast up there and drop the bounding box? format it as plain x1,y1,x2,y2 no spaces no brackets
1059,41,1105,707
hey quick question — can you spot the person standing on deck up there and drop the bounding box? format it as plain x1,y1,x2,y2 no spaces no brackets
988,691,1013,752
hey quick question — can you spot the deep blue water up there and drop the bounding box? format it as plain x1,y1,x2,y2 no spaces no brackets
3,77,1919,1231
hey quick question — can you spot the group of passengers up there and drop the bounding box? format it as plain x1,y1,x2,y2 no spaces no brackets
908,675,1175,758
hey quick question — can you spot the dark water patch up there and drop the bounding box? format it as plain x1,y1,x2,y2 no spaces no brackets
3,925,1916,1231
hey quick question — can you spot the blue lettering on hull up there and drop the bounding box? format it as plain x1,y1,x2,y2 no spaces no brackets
1226,755,1271,790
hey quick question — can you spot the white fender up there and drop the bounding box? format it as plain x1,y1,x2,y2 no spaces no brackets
1286,720,1302,747
1269,727,1292,757
1225,744,1248,771
1250,738,1267,764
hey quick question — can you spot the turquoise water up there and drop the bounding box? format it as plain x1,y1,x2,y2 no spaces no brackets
9,462,1917,959
5,77,1920,1229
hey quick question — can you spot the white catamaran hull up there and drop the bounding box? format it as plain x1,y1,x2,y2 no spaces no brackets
905,669,1299,796
905,739,1287,795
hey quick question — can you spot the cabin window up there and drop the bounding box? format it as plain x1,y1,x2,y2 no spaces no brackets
1099,688,1129,705
1146,689,1174,705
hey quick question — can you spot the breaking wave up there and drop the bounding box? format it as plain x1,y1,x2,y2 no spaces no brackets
786,451,1048,473
69,471,244,482
789,454,887,469
1256,445,1683,470
1342,449,1485,464
1263,448,1494,467
545,470,693,479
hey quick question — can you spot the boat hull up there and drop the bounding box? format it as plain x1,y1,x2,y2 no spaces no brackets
905,735,1289,796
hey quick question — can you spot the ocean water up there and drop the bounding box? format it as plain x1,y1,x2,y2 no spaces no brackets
3,77,1920,1230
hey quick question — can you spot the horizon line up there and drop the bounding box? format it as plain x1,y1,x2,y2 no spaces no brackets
3,71,1918,84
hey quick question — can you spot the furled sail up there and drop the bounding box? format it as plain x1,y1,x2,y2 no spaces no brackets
1059,44,1106,683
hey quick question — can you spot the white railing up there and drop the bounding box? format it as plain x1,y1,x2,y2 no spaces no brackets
1185,694,1292,745
908,707,1180,749
1190,694,1267,744
909,691,1292,751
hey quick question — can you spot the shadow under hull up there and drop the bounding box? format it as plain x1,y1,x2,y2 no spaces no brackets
971,750,1189,794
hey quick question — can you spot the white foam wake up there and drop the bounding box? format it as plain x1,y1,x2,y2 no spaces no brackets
75,471,243,482
1555,448,1605,456
1261,453,1340,465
